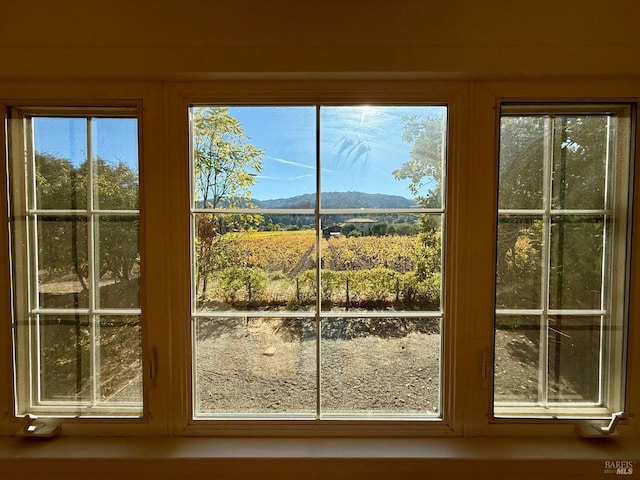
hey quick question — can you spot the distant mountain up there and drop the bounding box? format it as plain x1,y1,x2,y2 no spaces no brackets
254,191,417,209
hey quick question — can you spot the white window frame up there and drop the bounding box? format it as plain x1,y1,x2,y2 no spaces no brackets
493,104,632,419
465,82,640,438
166,81,468,436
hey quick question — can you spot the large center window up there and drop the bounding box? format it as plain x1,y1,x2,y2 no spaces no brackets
190,105,447,419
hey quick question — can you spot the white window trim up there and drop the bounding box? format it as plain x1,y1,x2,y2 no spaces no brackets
465,81,640,438
166,81,469,436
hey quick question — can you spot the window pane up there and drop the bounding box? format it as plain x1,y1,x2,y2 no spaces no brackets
93,118,139,210
495,105,631,417
320,106,446,209
33,117,87,210
194,317,316,416
194,214,317,312
37,216,89,309
547,316,601,404
98,316,142,403
549,215,604,310
320,317,440,416
191,106,316,208
39,315,91,403
320,213,441,312
190,104,446,419
498,116,545,210
551,116,608,210
95,216,140,309
494,316,540,404
495,216,542,309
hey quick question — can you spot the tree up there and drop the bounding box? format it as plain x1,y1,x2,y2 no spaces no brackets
393,114,446,209
496,115,609,310
218,266,268,304
35,154,88,293
35,153,86,209
191,107,265,299
392,113,447,307
370,223,388,236
35,153,139,297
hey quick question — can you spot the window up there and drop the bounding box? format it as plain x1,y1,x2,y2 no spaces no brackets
494,104,633,418
8,108,143,418
1,82,638,444
190,105,447,419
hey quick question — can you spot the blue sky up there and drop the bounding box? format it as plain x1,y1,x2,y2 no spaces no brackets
33,117,139,175
229,105,445,201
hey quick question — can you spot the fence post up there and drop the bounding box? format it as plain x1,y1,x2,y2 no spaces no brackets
346,276,350,311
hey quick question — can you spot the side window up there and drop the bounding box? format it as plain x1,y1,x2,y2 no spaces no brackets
190,105,447,419
9,108,143,417
494,105,632,418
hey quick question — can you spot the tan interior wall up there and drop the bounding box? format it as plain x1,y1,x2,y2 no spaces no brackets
2,0,639,79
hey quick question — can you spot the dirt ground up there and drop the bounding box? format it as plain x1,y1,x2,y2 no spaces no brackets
195,317,441,416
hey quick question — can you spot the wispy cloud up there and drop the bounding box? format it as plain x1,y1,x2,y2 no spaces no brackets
257,173,314,181
267,156,314,170
287,174,315,180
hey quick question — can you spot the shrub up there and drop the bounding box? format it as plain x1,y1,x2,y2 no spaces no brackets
218,266,268,303
401,271,441,309
297,269,346,303
296,269,317,304
269,270,287,281
348,267,401,303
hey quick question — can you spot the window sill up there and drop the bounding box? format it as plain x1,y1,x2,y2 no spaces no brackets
0,436,638,479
